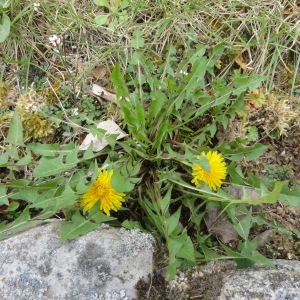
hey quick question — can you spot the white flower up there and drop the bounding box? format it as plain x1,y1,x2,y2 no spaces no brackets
49,35,62,47
179,69,188,76
33,3,40,12
71,108,79,116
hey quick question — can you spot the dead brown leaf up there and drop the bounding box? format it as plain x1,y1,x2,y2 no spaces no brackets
204,206,239,243
77,63,107,80
92,84,116,102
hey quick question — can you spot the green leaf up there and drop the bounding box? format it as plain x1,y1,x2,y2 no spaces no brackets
6,111,24,146
232,74,266,95
29,183,75,210
149,90,168,118
0,185,8,205
0,13,10,43
160,186,172,214
232,208,252,240
93,0,110,8
65,146,80,165
131,28,144,49
0,152,8,166
111,170,136,193
28,143,60,157
213,86,233,106
82,144,95,160
135,102,145,129
223,143,268,161
15,152,32,166
185,44,206,65
166,258,182,281
88,205,116,223
10,179,30,187
165,207,181,236
15,188,40,203
110,62,130,98
278,185,300,207
53,183,77,209
60,211,99,241
94,14,109,26
196,154,210,173
121,220,145,231
174,57,207,110
120,0,130,9
177,235,195,261
0,0,10,9
247,181,284,205
247,126,259,141
33,154,76,177
220,242,274,268
29,190,55,209
5,201,19,212
7,207,39,234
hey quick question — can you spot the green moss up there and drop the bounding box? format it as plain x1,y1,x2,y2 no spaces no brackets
0,82,11,108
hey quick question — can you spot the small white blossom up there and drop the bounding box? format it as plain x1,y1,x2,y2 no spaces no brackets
71,107,79,116
33,3,40,12
179,69,188,76
49,35,62,53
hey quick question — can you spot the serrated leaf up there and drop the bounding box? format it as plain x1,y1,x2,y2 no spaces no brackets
28,143,60,157
65,146,80,165
278,185,300,207
247,126,259,141
33,154,76,177
6,111,24,146
220,242,274,268
224,143,268,161
60,211,99,241
247,181,284,205
213,86,233,106
232,74,266,95
175,57,207,110
149,90,168,118
15,188,40,203
82,144,95,160
131,28,144,49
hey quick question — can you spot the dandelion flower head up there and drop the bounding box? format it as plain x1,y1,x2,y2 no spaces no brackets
191,150,227,190
81,169,125,216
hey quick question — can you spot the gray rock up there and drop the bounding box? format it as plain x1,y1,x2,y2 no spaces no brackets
0,220,155,300
218,260,300,300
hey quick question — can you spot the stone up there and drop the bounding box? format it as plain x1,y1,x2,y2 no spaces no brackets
0,220,155,300
218,259,300,300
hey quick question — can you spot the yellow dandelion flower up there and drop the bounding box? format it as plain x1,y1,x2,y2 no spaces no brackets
191,151,227,190
81,169,125,216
